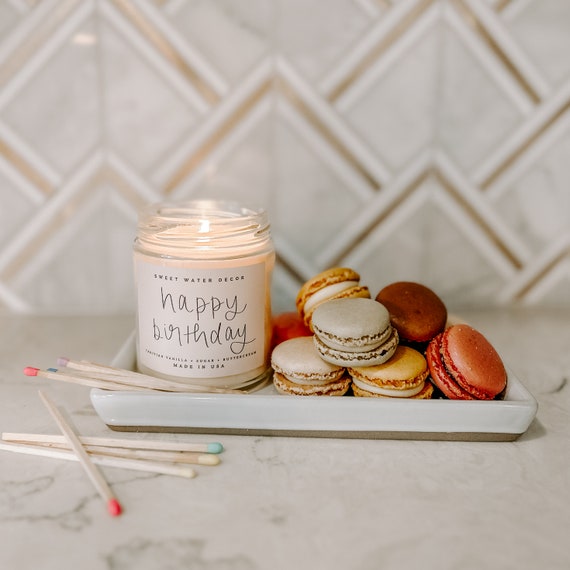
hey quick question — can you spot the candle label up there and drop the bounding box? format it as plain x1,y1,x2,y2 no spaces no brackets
135,258,267,378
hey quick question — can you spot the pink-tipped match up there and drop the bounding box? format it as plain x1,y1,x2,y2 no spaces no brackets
23,367,39,377
107,498,122,517
56,357,69,367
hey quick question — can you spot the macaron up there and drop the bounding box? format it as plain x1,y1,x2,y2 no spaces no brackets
311,298,398,367
375,281,447,347
296,267,370,330
271,311,312,348
271,336,351,396
426,324,507,400
349,345,433,399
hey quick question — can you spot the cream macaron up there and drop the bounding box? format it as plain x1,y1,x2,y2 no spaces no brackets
311,298,398,367
271,336,351,396
349,345,433,399
296,267,370,330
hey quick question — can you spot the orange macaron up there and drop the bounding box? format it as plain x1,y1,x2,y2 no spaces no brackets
296,267,370,330
348,345,433,399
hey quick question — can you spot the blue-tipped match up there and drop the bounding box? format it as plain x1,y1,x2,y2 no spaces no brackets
207,442,224,454
47,368,58,373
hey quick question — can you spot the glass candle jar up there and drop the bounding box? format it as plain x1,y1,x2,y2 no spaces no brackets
133,200,275,389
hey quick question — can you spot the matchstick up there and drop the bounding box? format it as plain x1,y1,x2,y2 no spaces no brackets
57,357,254,393
24,367,144,392
2,433,224,454
26,365,242,394
1,435,220,466
0,441,196,478
38,391,123,517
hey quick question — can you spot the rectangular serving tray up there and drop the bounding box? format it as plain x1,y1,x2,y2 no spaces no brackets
90,332,538,441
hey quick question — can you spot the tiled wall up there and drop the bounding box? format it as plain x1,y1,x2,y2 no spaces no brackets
0,0,568,314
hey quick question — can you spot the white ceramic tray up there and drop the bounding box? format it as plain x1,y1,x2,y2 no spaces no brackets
90,332,538,441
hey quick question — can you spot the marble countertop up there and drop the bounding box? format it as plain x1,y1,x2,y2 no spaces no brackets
0,309,568,570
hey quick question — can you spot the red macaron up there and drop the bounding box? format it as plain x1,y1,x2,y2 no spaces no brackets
426,324,507,400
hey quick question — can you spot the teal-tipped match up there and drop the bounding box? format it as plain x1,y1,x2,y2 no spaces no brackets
207,442,224,454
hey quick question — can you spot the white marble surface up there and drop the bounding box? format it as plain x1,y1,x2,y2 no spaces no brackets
0,309,568,570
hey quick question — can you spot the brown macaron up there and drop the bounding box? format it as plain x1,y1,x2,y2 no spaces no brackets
296,267,370,330
375,281,447,347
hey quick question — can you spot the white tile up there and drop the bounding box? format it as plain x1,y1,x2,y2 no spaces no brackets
1,17,101,176
437,22,524,172
164,0,274,85
99,20,200,176
505,0,570,87
341,21,440,171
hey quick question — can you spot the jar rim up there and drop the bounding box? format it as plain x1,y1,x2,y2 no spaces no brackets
143,199,265,223
136,199,272,256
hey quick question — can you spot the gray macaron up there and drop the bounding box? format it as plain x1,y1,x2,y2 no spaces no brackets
311,298,398,367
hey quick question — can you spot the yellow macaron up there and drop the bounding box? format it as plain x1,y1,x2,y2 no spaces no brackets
348,345,433,399
296,267,370,330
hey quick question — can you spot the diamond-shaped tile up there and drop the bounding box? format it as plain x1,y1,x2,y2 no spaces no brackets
347,176,505,305
99,19,201,176
162,0,273,85
11,185,136,313
505,0,570,87
493,129,570,254
339,20,439,172
277,0,372,82
1,17,101,177
271,114,369,267
438,21,524,173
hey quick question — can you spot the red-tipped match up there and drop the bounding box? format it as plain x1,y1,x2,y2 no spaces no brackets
107,498,122,517
23,367,40,377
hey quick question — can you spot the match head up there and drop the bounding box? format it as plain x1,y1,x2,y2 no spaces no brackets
206,442,224,454
56,357,70,367
107,498,122,517
23,367,40,377
197,454,221,466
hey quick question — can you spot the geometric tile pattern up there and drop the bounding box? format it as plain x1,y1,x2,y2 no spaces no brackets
0,0,568,313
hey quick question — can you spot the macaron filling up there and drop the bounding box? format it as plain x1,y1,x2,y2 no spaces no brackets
273,372,351,396
312,323,393,352
277,370,345,385
302,281,360,314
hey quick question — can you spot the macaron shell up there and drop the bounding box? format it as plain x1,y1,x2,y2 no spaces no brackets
311,298,391,348
376,281,447,343
352,381,433,399
302,285,370,329
273,372,351,396
426,333,475,400
348,346,428,390
296,267,361,312
442,324,507,399
271,336,344,382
